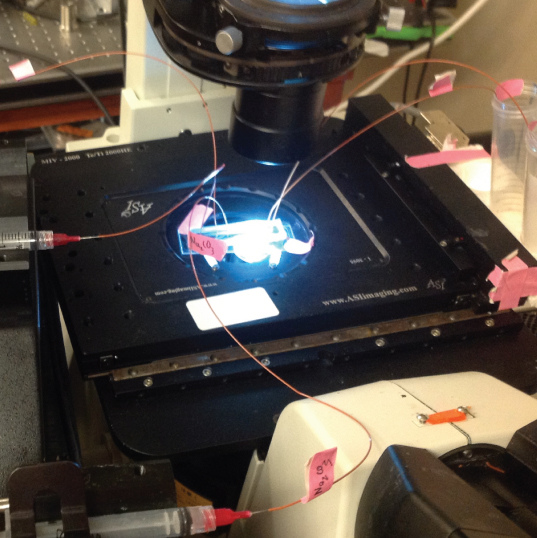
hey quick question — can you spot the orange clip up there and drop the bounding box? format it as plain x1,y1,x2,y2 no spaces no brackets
56,124,94,138
426,409,467,425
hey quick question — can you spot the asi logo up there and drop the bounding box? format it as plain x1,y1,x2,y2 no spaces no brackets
427,278,446,291
121,200,153,218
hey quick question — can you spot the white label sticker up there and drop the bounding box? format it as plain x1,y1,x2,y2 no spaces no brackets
186,287,279,331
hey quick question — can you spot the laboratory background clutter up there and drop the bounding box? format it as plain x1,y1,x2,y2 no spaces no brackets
2,1,537,538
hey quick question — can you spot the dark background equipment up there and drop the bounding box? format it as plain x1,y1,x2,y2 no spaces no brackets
356,422,537,538
0,140,83,497
4,460,177,538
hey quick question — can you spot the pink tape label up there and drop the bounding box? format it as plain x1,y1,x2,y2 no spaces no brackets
301,447,337,504
429,70,456,97
179,205,214,235
9,59,35,81
283,236,314,255
406,148,490,169
495,79,524,102
487,255,537,310
188,232,227,261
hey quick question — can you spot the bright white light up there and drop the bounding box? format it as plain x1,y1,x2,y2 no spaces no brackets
185,218,291,267
269,248,282,268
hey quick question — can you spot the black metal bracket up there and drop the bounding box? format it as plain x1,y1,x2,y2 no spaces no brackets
7,461,90,538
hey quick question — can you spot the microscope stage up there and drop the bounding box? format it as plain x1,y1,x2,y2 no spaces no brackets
33,97,527,386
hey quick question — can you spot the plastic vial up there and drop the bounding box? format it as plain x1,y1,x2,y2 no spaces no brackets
0,230,54,251
1,506,216,538
491,82,537,239
523,125,537,257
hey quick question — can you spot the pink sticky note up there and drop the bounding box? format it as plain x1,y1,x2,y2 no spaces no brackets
283,236,314,255
502,271,528,309
502,255,528,272
178,205,214,235
188,232,227,261
301,447,337,504
487,265,504,287
429,70,456,97
495,79,524,102
406,148,490,169
9,59,35,81
522,267,537,295
487,256,537,310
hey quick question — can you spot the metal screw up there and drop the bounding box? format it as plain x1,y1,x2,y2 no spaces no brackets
416,413,429,424
458,406,475,417
485,318,495,327
331,334,341,342
128,368,138,377
375,338,386,347
203,367,212,377
252,348,260,356
463,449,473,459
143,377,153,387
410,321,418,329
169,362,179,370
292,341,300,348
431,328,441,337
372,327,380,335
261,358,271,366
215,26,243,55
439,240,448,247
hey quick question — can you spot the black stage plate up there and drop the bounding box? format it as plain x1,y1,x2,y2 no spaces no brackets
31,96,529,379
96,323,537,458
31,96,537,459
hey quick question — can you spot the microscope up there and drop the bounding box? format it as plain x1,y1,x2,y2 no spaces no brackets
24,1,537,536
140,0,379,163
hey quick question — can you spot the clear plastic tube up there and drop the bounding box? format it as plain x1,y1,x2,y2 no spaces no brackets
1,506,216,538
490,82,537,239
523,127,537,257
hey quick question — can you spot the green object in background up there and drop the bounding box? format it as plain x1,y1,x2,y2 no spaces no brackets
368,25,449,42
22,11,37,25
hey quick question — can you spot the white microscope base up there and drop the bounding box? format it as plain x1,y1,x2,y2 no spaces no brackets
232,372,537,538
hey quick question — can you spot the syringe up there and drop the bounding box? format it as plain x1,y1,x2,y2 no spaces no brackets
0,231,81,250
0,506,252,538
